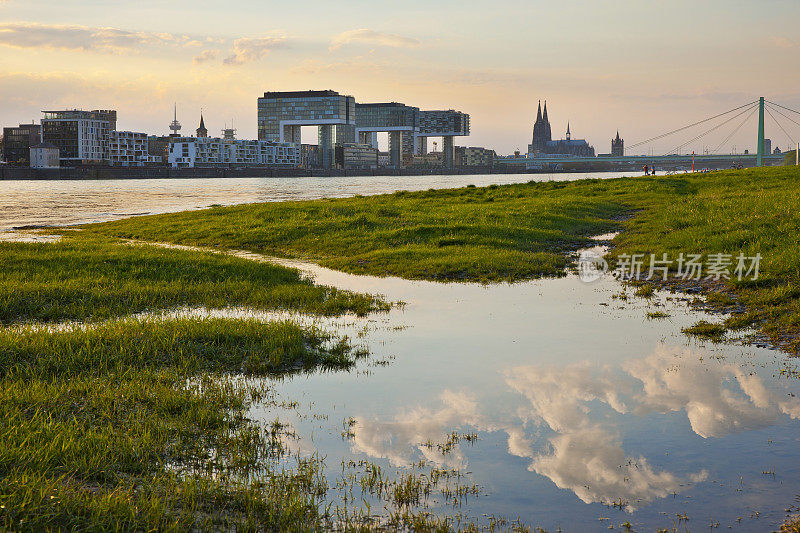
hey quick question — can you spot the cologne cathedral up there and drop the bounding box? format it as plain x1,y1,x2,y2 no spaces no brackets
528,101,595,157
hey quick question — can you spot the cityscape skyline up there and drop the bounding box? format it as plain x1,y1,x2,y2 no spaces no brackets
1,0,800,155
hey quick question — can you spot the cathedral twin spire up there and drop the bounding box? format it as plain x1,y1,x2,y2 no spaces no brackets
530,100,596,156
531,100,552,151
535,100,550,123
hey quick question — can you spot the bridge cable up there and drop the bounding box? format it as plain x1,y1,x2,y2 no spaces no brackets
668,102,757,155
766,100,800,117
765,105,796,147
667,103,758,156
711,105,759,155
627,100,758,151
766,103,800,130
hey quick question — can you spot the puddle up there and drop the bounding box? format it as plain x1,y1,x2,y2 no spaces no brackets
238,254,800,531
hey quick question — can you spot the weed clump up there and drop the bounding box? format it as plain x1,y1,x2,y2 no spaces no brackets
683,320,726,340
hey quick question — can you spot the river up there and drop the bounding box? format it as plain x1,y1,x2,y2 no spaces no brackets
0,172,630,231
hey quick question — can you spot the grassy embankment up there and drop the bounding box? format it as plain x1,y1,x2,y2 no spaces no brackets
89,166,800,351
0,234,388,530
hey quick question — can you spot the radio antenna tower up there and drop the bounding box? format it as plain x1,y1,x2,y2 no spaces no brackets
169,103,182,136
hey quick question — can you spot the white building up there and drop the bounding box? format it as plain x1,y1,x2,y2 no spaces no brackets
110,131,150,167
41,110,116,165
30,142,60,169
168,137,300,168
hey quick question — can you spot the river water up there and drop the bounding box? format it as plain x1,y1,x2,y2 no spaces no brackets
0,172,629,230
3,172,798,530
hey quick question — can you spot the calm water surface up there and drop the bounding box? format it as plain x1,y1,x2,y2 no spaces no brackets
0,172,630,230
244,260,800,532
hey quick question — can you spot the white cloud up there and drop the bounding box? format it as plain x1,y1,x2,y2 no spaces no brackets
771,36,796,49
329,29,420,52
624,346,800,438
223,36,288,66
350,390,483,469
349,345,800,512
531,427,708,510
0,22,192,54
193,49,219,65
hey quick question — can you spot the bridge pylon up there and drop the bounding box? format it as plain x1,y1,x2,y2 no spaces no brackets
757,96,765,167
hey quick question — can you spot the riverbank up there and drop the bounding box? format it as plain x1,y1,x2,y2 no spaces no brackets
88,165,800,353
0,164,507,181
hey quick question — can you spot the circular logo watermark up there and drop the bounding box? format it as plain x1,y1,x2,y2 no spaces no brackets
577,251,609,283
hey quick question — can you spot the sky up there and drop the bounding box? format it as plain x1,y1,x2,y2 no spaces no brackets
1,0,800,155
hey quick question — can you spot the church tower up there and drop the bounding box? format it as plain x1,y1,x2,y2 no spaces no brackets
566,122,571,141
542,101,552,142
531,100,550,153
611,130,624,156
196,112,208,138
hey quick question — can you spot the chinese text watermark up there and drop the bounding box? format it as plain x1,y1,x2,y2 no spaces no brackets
577,252,761,284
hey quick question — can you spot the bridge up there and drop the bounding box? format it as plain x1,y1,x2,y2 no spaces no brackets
516,97,800,170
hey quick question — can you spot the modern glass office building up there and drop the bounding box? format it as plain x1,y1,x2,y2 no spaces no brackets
355,103,420,168
258,90,356,169
257,90,470,169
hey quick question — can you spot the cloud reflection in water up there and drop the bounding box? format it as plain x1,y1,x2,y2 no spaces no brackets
351,345,800,510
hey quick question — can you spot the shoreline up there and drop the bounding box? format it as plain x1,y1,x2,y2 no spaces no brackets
0,163,756,181
3,165,513,181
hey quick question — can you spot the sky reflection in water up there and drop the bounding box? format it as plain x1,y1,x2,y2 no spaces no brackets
249,259,800,531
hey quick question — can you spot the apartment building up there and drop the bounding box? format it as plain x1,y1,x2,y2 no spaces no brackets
109,130,150,166
168,137,299,168
41,110,116,165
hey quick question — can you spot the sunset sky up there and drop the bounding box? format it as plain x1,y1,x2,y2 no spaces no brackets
2,0,799,155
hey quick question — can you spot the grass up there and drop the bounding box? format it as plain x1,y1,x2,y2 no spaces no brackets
87,181,629,282
87,166,800,351
0,318,360,531
0,232,386,324
0,230,391,529
605,166,800,351
682,320,726,340
783,515,800,532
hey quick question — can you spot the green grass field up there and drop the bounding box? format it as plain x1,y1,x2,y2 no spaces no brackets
88,181,629,282
0,318,362,531
89,166,800,351
0,233,386,325
0,233,385,530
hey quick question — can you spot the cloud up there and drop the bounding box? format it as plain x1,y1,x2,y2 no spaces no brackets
223,36,288,66
0,22,192,53
624,346,800,438
348,344,800,512
350,390,483,469
329,29,420,51
530,426,708,510
771,36,796,49
500,345,800,509
193,49,219,65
